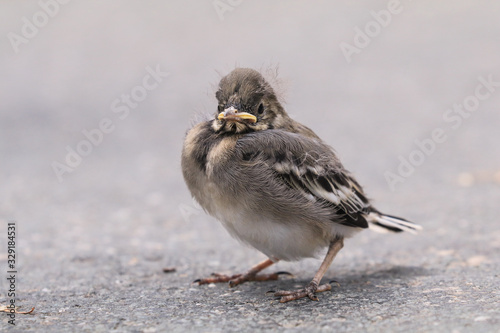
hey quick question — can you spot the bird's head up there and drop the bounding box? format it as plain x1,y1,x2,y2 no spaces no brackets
212,68,288,134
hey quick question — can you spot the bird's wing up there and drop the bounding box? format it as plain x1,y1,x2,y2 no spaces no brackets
236,130,371,228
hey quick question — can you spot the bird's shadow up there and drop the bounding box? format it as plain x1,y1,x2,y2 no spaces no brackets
341,265,432,282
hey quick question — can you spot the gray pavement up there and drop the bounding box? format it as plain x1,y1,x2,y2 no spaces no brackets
1,1,499,332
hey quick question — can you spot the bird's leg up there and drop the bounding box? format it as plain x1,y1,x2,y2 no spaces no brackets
272,236,344,303
195,258,290,287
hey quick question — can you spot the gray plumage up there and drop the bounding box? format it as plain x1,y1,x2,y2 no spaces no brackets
181,68,421,302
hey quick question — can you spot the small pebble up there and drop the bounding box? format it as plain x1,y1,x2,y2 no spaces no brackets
162,267,177,273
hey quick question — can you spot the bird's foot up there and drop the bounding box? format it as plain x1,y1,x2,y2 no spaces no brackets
270,280,339,303
194,271,292,287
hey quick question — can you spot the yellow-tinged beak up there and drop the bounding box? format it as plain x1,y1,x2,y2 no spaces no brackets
218,107,257,124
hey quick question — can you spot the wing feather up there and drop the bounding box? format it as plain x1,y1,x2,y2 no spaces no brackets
237,130,371,229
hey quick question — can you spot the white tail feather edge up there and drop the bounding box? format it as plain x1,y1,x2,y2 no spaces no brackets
367,212,422,235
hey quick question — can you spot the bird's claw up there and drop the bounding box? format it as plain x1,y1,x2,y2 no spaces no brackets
329,279,341,287
271,282,335,303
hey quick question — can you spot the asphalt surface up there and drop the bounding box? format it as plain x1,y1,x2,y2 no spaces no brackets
1,1,499,332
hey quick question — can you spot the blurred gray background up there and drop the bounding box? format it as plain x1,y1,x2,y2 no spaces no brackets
1,1,499,332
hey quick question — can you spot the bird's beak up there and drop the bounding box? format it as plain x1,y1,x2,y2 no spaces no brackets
218,106,257,124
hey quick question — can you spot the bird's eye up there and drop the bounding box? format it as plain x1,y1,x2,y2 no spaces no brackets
218,105,224,112
257,103,264,115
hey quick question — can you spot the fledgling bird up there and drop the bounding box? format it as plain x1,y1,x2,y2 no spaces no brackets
181,68,422,303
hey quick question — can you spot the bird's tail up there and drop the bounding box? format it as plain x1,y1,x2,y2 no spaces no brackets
367,212,422,234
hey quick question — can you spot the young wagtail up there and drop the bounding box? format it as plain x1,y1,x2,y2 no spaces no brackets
181,68,422,303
